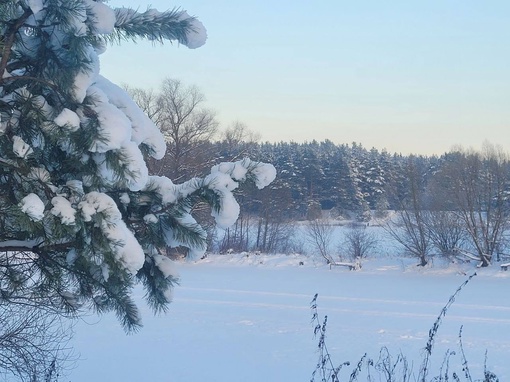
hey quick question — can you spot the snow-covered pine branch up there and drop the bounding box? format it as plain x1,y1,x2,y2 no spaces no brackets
0,0,272,333
138,158,276,255
112,7,207,48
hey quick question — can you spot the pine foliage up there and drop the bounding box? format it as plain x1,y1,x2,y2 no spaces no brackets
0,0,275,332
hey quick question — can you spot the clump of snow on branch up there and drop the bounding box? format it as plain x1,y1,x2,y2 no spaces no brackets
87,0,116,34
54,108,81,132
252,163,277,189
153,254,179,301
211,158,277,188
86,85,132,152
177,10,207,49
143,214,158,224
73,46,100,103
78,192,144,274
20,193,45,221
27,0,43,15
13,135,33,158
153,254,179,280
146,159,276,230
74,77,164,191
204,172,240,229
94,76,166,159
119,193,130,204
211,161,249,181
143,159,276,254
51,196,77,225
206,159,276,227
145,176,194,205
113,7,207,49
209,159,277,228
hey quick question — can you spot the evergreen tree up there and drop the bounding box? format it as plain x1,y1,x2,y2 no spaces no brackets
361,147,386,209
0,1,275,331
346,144,370,221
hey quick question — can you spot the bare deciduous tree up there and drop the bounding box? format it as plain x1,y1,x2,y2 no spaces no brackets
305,219,335,264
0,303,75,382
122,85,161,122
0,251,76,381
439,144,510,266
217,212,252,254
126,78,219,180
385,209,431,266
220,121,261,161
253,185,294,253
424,211,467,260
385,157,431,266
342,223,377,260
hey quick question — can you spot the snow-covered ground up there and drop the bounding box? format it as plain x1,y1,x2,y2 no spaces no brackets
69,253,509,381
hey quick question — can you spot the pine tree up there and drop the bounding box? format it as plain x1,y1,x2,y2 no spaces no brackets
0,1,275,331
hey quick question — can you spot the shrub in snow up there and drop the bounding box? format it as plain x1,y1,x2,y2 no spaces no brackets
0,0,275,333
310,274,500,382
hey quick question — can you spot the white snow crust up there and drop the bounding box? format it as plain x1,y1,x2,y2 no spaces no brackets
69,250,510,382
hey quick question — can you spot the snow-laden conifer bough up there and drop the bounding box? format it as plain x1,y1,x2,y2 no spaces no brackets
0,0,275,331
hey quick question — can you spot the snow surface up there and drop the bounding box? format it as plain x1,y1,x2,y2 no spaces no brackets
69,253,510,381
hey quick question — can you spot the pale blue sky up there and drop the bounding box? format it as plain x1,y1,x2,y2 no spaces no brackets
102,1,510,155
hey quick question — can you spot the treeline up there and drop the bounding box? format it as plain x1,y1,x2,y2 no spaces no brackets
154,136,510,221
152,134,510,265
130,80,510,264
127,79,430,220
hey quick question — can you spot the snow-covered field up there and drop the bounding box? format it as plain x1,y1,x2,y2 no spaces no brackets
69,253,510,381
